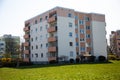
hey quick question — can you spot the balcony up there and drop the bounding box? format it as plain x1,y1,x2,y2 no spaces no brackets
48,16,57,23
24,42,29,46
24,34,30,39
24,27,30,32
48,57,56,61
47,27,57,33
24,50,29,54
48,37,57,42
48,47,57,52
23,58,29,62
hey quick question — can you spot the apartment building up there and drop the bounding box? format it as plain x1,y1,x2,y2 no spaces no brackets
0,40,5,58
110,30,120,58
23,7,107,63
0,34,20,58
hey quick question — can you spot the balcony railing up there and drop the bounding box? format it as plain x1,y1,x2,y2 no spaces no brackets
24,50,29,54
47,26,57,33
48,37,57,42
48,57,56,61
23,58,29,62
24,34,30,39
48,16,57,23
48,46,57,52
24,42,29,46
24,27,30,32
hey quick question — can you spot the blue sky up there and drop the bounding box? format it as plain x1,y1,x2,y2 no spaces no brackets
0,0,120,43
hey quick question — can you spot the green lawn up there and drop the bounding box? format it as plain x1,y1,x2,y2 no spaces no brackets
0,61,120,80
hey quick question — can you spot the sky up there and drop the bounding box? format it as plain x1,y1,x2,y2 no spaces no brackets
0,0,120,44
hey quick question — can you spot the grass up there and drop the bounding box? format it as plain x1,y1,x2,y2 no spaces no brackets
0,61,120,80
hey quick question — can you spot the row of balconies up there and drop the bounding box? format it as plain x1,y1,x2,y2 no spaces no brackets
23,46,57,54
23,27,57,39
23,12,57,62
47,26,57,33
48,13,57,61
24,26,30,32
48,16,57,23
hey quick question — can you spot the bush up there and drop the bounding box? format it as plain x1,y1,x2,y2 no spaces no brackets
76,58,80,63
49,60,57,64
88,56,96,62
69,58,74,63
108,55,116,60
98,55,106,62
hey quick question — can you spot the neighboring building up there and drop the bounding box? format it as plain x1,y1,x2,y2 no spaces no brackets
110,30,120,58
0,34,20,58
0,40,5,58
23,7,107,63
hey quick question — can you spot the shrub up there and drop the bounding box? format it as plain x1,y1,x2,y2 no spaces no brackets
108,55,116,60
98,55,106,62
88,56,96,62
76,58,80,63
49,60,57,64
69,58,74,63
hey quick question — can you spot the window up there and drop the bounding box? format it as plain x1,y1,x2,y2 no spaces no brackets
41,53,43,58
46,34,48,38
76,42,79,46
45,16,48,20
68,13,72,17
118,43,120,45
86,34,90,38
40,35,42,40
35,20,37,24
31,46,33,50
79,20,84,25
31,38,33,42
69,22,72,27
80,38,84,41
86,26,90,30
80,29,84,34
31,30,33,33
117,31,120,35
45,25,48,29
35,53,38,58
40,26,42,31
46,43,48,47
36,45,38,49
75,16,78,19
0,43,4,46
85,17,89,21
41,44,43,48
76,52,79,56
76,34,78,38
69,32,72,37
80,47,85,52
40,18,42,22
35,37,38,41
69,42,73,46
32,54,33,57
36,28,37,32
70,51,73,57
75,24,78,29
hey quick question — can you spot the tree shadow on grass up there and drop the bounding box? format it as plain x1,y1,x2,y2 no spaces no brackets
7,61,113,69
0,60,114,69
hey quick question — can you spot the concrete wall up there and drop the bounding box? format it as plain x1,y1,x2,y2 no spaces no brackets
91,21,107,58
57,16,76,60
30,20,48,62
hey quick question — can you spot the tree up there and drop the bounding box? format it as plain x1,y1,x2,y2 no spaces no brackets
4,36,20,57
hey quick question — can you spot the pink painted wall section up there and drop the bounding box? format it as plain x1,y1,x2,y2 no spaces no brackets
56,7,74,18
91,14,105,22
